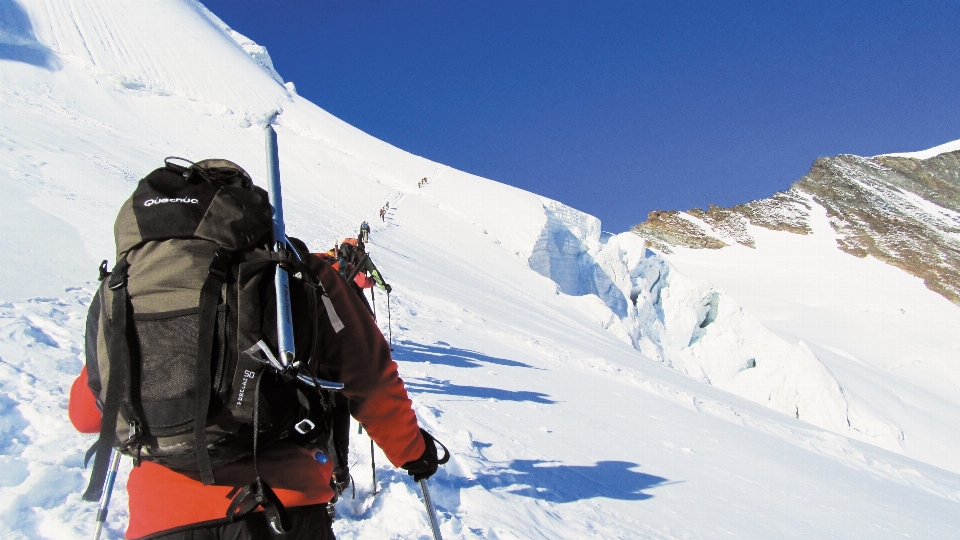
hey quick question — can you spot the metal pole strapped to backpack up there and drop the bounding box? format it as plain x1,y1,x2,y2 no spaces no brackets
263,115,344,392
264,114,297,367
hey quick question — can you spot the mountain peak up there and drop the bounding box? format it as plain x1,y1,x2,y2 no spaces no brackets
633,149,960,305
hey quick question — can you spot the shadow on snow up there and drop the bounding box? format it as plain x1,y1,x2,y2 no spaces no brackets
0,0,62,70
464,459,670,503
392,340,538,370
406,376,556,404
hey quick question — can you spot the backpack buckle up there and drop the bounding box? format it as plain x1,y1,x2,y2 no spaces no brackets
120,419,140,449
209,250,232,281
294,419,315,435
107,258,130,290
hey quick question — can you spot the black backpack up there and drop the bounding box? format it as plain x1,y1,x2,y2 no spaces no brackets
82,159,338,518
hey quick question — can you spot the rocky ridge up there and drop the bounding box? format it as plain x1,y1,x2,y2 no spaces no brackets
632,150,960,305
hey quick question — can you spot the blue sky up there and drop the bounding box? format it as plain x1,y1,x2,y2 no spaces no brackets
203,0,959,233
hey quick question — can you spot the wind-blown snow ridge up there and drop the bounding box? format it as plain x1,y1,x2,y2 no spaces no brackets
3,1,960,538
882,138,960,159
192,0,285,85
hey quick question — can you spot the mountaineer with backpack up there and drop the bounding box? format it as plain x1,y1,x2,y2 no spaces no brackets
332,238,391,292
317,238,392,314
359,221,370,243
312,236,397,496
69,158,445,539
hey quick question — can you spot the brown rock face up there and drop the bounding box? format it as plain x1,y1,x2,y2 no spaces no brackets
633,210,728,253
632,150,960,305
796,151,960,305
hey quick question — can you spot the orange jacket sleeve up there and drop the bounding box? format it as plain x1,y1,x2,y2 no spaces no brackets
353,271,375,289
69,365,102,434
307,254,425,467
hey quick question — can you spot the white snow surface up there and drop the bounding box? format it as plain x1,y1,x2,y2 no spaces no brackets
881,138,960,159
2,1,960,538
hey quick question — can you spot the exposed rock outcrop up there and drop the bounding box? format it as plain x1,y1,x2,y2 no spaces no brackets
798,151,960,304
632,150,960,305
632,210,728,253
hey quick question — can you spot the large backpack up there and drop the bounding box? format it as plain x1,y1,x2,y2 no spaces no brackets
337,237,364,273
82,158,337,515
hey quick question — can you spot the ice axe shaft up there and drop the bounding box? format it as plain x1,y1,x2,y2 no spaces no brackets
264,115,295,367
419,478,443,540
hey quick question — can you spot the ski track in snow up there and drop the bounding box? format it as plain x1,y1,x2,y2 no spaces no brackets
3,1,960,538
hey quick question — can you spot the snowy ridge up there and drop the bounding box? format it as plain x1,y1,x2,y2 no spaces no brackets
192,0,286,85
882,138,960,159
3,1,960,538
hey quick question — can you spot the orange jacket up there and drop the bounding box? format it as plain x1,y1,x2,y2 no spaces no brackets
70,255,424,539
318,249,375,289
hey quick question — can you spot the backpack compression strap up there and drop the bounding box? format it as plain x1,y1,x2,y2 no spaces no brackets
83,258,133,502
194,249,233,485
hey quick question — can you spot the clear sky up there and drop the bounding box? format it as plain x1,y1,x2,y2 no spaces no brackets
201,0,959,233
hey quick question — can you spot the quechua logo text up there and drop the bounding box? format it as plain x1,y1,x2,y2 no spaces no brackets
143,197,199,207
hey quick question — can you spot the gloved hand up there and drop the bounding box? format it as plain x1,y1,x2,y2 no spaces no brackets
332,467,351,495
384,283,393,294
401,428,449,481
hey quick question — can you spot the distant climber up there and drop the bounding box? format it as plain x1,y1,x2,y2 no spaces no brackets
359,220,370,243
379,207,386,221
318,238,393,314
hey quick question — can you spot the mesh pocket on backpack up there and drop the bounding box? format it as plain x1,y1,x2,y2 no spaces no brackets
133,309,200,431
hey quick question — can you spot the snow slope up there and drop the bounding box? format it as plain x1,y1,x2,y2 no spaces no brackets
636,199,960,463
2,1,959,538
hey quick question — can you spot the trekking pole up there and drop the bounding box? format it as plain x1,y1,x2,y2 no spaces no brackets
264,113,295,367
387,292,393,350
92,449,122,540
419,479,443,540
370,440,378,495
371,287,377,320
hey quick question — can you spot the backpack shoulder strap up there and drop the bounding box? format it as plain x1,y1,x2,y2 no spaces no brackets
193,249,233,485
82,257,133,502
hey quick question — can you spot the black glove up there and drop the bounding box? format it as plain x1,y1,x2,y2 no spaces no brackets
401,428,450,481
384,283,393,294
332,466,351,495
